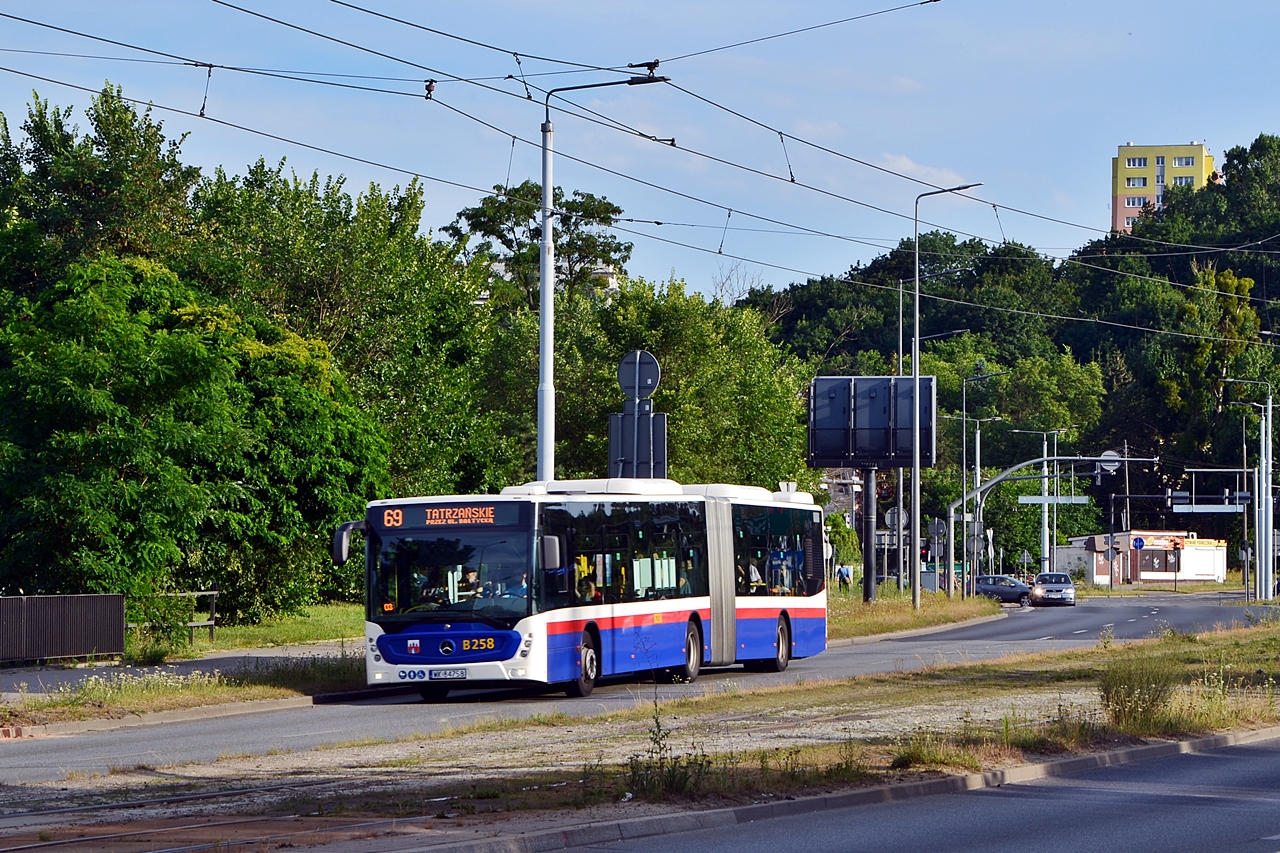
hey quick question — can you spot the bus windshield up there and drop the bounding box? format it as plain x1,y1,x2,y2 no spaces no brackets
369,528,530,626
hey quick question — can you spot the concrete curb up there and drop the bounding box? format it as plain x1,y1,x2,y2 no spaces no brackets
0,685,419,739
827,610,1008,647
398,723,1280,853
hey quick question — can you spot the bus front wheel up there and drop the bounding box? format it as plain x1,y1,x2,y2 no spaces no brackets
566,631,599,698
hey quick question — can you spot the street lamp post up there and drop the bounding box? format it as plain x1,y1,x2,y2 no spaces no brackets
913,183,981,609
537,71,668,482
1226,379,1273,600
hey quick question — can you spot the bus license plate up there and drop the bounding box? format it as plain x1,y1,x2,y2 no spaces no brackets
429,669,467,680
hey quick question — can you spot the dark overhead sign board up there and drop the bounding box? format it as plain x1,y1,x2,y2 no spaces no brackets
807,376,937,469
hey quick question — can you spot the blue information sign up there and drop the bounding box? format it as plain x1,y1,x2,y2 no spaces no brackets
1132,537,1145,550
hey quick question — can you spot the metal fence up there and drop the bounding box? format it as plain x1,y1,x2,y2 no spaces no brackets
0,595,125,664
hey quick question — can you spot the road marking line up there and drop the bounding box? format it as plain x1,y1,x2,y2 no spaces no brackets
1037,636,1053,641
1072,630,1088,634
1128,619,1137,622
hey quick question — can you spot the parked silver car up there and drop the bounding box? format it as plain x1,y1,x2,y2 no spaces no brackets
1030,572,1076,606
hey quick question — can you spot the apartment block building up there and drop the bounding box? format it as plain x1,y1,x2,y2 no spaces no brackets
1111,142,1215,232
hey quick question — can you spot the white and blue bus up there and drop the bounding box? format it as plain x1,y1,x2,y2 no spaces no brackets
332,478,827,700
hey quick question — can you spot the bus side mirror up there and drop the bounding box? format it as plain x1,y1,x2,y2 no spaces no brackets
333,520,367,566
540,535,562,571
540,536,568,593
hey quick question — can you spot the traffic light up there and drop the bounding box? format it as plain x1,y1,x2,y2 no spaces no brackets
920,542,931,563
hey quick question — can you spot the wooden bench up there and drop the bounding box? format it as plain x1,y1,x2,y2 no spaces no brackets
127,590,218,643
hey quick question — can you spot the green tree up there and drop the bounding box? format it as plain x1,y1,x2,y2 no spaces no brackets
444,180,633,309
826,512,861,567
0,86,200,297
184,161,515,496
0,256,386,621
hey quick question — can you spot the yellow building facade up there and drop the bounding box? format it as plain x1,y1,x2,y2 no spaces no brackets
1111,143,1215,232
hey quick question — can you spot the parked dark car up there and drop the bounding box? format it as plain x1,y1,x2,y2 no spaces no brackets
1030,572,1076,606
974,574,1032,606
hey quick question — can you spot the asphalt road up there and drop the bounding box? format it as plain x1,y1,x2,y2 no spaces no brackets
556,734,1280,853
0,593,1271,785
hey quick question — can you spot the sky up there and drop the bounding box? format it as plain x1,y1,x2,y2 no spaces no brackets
2,0,1279,297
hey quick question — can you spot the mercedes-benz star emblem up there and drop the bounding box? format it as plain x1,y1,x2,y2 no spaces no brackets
439,640,455,656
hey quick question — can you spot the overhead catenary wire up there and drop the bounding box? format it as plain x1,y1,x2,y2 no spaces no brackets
4,42,1264,313
659,0,944,63
0,62,1267,354
5,11,1274,308
14,4,1264,267
326,0,631,75
11,4,1258,265
0,45,604,84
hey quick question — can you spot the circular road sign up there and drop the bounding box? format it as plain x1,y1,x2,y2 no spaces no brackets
886,507,907,530
1100,449,1122,473
618,350,660,399
1103,547,1118,561
1133,536,1145,550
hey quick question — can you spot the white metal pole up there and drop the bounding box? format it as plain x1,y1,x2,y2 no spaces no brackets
1040,434,1050,573
1259,391,1269,596
536,117,556,483
912,201,922,610
974,421,982,575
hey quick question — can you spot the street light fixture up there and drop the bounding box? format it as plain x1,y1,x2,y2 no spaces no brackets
537,71,669,482
913,183,981,609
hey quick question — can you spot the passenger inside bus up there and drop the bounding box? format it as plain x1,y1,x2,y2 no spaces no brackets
458,567,482,597
577,578,603,604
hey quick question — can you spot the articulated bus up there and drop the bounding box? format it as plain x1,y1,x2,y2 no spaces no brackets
332,478,828,700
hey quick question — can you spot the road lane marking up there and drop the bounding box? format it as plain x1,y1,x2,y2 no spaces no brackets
1128,619,1137,622
1072,630,1088,634
1037,636,1053,641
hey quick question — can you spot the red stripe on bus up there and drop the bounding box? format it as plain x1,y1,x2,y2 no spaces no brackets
546,609,712,635
546,606,822,633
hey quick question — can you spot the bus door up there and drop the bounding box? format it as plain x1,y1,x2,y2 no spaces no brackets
705,497,737,665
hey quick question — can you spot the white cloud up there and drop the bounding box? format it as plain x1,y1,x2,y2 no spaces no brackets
878,153,966,188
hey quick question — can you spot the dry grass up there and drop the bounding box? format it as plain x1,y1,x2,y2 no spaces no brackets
827,587,1000,639
0,647,366,727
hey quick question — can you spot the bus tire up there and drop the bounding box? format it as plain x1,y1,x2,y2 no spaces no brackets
660,621,703,684
418,685,450,703
566,630,599,698
760,617,791,673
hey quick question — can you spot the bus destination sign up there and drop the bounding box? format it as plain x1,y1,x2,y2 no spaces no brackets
424,505,497,526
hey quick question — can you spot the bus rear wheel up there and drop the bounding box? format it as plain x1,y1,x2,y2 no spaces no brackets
660,621,703,684
418,684,450,703
747,618,790,673
566,631,599,698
